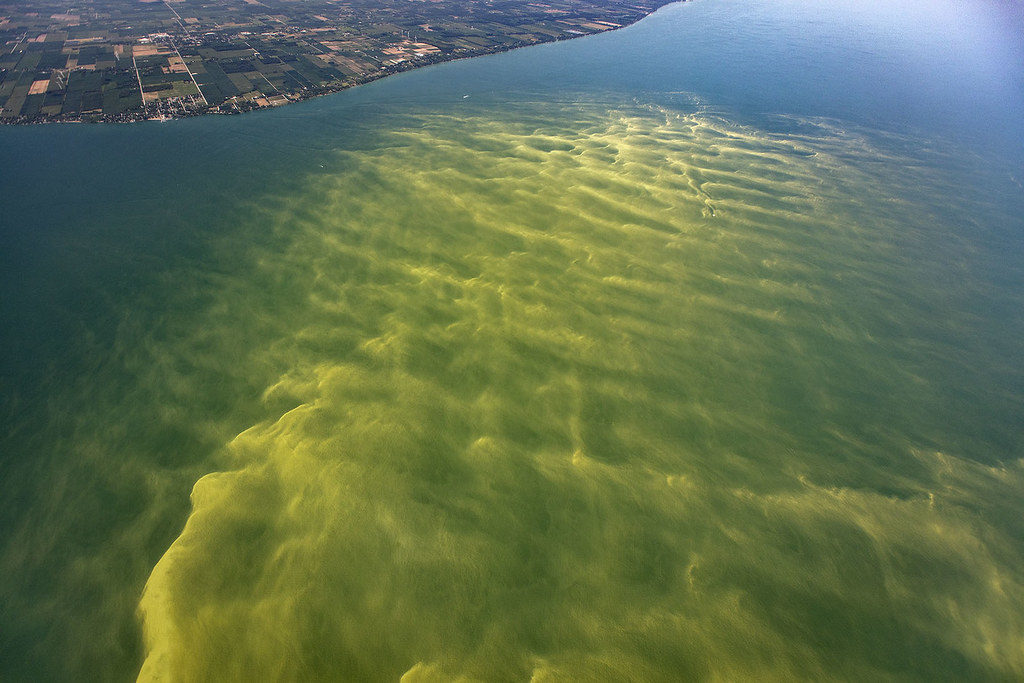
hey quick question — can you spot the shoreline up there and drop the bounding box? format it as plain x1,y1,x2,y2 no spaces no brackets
0,2,678,127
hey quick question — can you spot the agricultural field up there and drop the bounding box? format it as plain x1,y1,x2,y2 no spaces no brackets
0,0,673,122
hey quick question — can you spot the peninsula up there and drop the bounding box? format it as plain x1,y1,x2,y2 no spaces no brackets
0,0,673,123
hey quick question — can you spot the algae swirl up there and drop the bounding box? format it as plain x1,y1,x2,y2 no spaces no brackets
64,102,1019,679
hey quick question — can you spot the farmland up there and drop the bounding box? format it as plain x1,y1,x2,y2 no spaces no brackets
0,0,672,122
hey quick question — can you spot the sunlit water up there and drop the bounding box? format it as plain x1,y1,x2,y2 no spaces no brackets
1,0,1023,679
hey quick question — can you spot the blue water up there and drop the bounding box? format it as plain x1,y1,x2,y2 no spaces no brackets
2,0,1023,679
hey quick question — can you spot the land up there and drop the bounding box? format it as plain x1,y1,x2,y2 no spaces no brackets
0,0,673,123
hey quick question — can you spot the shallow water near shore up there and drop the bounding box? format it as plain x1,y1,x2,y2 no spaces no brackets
2,0,1023,679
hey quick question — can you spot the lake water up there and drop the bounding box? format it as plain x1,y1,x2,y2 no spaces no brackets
1,0,1023,679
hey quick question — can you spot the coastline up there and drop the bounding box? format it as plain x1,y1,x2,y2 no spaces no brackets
0,2,678,127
